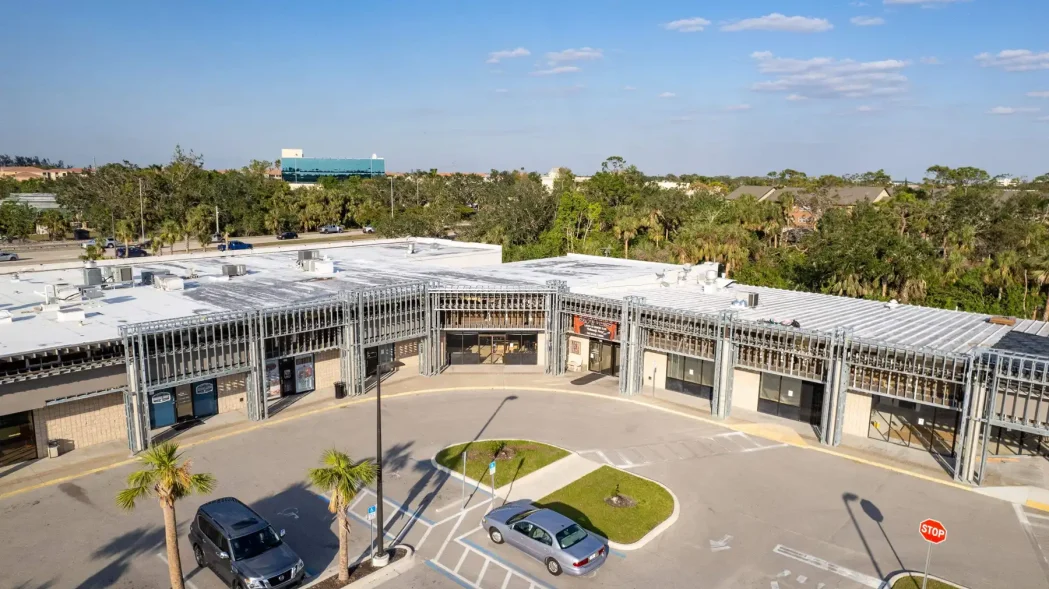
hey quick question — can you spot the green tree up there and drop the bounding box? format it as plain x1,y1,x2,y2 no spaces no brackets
115,219,136,250
160,220,183,256
186,205,213,252
307,449,376,584
80,244,105,261
0,200,36,241
116,442,216,589
37,209,68,241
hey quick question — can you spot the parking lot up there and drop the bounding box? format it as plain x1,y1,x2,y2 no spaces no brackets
1,388,1046,589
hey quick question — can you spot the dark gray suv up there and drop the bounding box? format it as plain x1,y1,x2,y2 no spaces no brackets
190,497,305,589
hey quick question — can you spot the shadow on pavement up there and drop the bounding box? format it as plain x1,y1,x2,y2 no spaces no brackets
534,501,609,539
843,492,908,582
75,523,169,588
250,482,340,577
570,373,606,386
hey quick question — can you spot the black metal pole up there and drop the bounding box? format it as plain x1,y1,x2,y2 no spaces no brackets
374,361,385,561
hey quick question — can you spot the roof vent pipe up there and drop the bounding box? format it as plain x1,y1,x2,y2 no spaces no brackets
406,242,415,256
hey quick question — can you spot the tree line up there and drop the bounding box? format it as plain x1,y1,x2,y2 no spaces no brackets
2,148,1048,319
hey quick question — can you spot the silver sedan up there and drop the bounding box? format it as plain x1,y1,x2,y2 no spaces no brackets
0,252,18,262
482,503,609,577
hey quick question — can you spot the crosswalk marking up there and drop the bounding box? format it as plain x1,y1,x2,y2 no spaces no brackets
579,431,786,468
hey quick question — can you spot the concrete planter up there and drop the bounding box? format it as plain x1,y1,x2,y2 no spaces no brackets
300,544,414,589
882,571,968,589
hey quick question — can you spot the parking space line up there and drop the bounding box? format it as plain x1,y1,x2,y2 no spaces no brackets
461,538,552,589
454,549,470,574
426,560,477,589
500,569,512,589
436,510,469,561
772,545,881,588
476,559,490,585
155,552,200,589
594,450,613,465
615,449,635,467
739,443,789,453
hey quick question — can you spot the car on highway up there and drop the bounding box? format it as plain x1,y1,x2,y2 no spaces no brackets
276,231,298,240
0,252,18,262
362,226,375,234
318,225,343,234
211,233,224,244
483,503,608,577
115,246,148,258
190,497,305,589
83,237,116,249
218,240,253,252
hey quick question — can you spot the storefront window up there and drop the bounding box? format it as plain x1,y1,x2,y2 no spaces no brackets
447,332,538,365
758,373,824,426
665,354,713,400
868,395,959,456
294,355,315,393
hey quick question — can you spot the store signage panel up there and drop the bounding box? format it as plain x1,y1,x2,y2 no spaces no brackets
572,316,619,340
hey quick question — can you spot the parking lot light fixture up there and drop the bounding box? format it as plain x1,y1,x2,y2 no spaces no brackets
372,359,393,568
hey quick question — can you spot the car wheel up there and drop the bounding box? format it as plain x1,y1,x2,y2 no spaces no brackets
546,558,562,576
489,527,504,544
193,544,205,568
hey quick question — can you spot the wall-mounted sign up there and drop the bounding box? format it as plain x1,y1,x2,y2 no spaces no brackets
570,340,581,355
294,355,315,394
194,382,215,396
573,316,618,341
265,360,281,399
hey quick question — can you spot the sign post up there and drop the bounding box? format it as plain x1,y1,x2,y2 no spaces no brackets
918,519,947,589
367,505,377,558
489,461,497,506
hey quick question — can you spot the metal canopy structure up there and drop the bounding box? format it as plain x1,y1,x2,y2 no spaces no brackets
86,280,1049,485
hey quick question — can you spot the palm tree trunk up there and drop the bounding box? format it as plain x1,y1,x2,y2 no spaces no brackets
161,499,185,589
185,235,190,253
1024,269,1029,314
623,238,629,259
338,509,350,582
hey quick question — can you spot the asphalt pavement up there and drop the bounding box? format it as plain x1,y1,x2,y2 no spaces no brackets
0,388,1043,589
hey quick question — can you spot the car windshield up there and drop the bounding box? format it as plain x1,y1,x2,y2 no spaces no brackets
505,509,537,525
231,527,282,560
556,524,588,550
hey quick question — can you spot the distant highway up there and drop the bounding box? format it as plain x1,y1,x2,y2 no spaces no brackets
0,230,377,265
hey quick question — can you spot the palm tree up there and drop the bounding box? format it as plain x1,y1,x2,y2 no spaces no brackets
116,442,216,589
115,219,136,251
612,211,645,259
37,209,68,241
307,449,376,584
160,220,182,256
79,244,105,261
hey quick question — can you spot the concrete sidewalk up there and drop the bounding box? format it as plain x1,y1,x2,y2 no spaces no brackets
497,452,603,504
3,368,1032,501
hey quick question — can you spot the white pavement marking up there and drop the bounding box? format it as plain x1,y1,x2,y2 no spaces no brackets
476,559,489,585
155,553,200,589
797,574,808,583
739,443,789,453
436,510,469,561
500,569,512,589
773,545,881,589
1016,503,1032,526
454,549,469,574
770,582,779,589
594,450,613,465
348,493,366,512
710,535,733,552
615,449,635,467
1014,504,1049,579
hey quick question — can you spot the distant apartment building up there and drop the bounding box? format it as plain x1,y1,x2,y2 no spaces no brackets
725,185,891,229
0,167,84,182
279,148,385,187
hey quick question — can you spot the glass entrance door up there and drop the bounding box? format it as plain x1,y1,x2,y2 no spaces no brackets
587,339,620,376
0,411,36,466
479,335,507,364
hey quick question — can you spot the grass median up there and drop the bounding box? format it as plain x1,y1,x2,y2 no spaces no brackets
891,576,958,589
537,465,674,545
434,440,568,489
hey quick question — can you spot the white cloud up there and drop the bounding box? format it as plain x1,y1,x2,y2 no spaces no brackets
623,86,637,91
976,50,1049,72
750,51,910,99
855,105,880,112
658,92,677,99
850,16,886,26
664,17,711,32
722,13,833,33
851,1,868,6
988,106,1040,115
725,104,752,111
485,47,529,64
786,94,808,101
920,56,941,65
494,89,509,93
545,47,603,64
530,66,580,76
1028,91,1049,98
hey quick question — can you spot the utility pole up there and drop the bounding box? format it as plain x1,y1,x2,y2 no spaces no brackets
214,205,220,235
139,178,145,241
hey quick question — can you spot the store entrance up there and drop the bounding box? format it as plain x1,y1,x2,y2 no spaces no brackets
868,396,959,456
758,373,824,427
0,411,36,466
588,339,620,377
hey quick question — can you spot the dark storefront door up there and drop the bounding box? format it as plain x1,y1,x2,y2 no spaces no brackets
279,358,296,396
366,344,394,376
149,389,177,429
192,379,219,418
0,411,37,467
759,373,824,427
175,386,194,420
588,339,620,377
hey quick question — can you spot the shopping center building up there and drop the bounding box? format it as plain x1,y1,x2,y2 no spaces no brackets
2,238,1048,485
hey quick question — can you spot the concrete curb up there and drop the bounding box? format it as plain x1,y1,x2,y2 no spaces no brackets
881,570,967,588
428,438,678,551
300,544,415,589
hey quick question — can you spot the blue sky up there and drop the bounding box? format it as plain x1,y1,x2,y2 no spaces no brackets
4,0,1048,179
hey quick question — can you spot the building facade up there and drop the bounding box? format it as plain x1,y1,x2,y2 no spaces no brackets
279,148,385,185
1,240,1048,488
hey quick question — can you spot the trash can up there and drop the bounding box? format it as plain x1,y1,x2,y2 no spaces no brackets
47,440,60,459
334,381,347,399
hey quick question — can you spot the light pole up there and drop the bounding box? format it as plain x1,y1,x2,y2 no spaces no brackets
372,356,391,567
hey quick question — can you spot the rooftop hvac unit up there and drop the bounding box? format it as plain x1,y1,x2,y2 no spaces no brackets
154,275,185,291
222,264,247,277
140,269,170,286
747,292,759,308
83,267,104,288
298,250,319,262
80,286,105,301
56,306,87,323
113,266,133,284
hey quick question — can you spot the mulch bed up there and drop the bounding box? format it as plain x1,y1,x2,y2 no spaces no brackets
465,443,539,462
604,494,638,508
309,546,408,589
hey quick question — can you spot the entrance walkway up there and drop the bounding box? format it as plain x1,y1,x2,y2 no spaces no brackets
4,369,1047,501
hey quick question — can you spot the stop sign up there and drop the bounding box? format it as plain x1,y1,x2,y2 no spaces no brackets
919,519,947,544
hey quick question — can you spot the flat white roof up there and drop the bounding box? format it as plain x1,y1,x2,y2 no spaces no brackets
1,244,1046,358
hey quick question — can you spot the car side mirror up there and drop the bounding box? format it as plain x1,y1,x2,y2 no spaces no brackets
279,529,286,537
218,551,230,560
